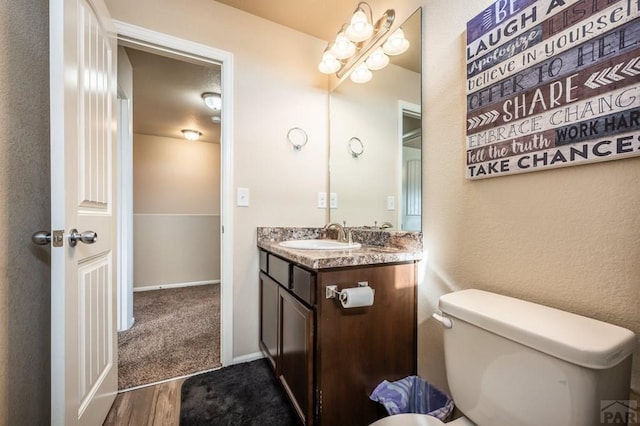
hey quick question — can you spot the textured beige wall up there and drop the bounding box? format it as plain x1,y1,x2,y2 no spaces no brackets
107,0,329,356
134,134,220,214
133,134,221,288
0,0,51,424
413,0,640,394
133,215,221,288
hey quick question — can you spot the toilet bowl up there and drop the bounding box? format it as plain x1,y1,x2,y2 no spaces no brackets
371,413,476,426
369,289,636,426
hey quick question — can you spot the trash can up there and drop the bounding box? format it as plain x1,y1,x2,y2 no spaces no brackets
370,376,454,421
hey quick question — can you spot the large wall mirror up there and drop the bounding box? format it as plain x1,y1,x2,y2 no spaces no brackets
329,8,422,231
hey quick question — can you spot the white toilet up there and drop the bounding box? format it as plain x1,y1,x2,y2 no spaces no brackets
371,289,636,426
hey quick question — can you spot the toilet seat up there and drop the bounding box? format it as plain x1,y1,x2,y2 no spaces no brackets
369,414,476,426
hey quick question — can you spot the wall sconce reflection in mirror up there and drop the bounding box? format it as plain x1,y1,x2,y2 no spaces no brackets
287,127,309,151
348,137,364,158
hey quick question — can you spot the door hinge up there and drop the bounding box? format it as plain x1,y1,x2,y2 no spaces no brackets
52,230,64,247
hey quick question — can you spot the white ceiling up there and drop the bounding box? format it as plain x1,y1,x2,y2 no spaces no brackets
126,47,222,144
126,1,421,143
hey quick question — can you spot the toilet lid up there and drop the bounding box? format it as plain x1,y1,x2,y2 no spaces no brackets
369,414,445,426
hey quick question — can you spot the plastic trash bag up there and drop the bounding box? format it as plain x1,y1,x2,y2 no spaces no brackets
370,376,454,420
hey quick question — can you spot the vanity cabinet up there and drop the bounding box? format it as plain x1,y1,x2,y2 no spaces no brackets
259,250,417,426
259,253,315,424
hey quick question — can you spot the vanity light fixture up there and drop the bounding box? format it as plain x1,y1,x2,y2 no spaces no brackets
317,3,410,83
181,129,202,141
318,2,396,83
201,92,222,111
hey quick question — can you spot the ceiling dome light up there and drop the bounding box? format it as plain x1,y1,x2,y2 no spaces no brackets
181,129,202,141
383,28,410,56
318,51,341,74
365,47,389,70
202,92,222,110
331,31,357,60
346,9,374,42
350,63,372,84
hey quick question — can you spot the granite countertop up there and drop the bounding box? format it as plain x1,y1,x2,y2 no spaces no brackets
257,227,423,270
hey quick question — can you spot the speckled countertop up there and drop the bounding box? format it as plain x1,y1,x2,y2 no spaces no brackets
257,227,423,270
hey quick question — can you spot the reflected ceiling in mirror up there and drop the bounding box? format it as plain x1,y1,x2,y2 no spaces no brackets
329,8,422,231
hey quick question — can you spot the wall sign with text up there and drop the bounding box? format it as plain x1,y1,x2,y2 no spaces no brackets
466,0,640,179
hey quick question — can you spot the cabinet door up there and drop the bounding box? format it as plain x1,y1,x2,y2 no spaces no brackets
317,263,417,425
259,272,279,371
279,288,314,425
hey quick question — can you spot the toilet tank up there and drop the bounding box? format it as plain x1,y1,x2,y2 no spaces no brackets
438,289,636,426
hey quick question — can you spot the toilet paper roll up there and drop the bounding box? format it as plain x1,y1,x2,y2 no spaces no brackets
339,286,374,308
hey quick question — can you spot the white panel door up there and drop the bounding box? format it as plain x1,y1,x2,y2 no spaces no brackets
50,0,118,424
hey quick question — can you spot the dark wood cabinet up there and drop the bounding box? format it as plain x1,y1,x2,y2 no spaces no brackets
259,272,279,370
259,250,417,426
279,288,314,424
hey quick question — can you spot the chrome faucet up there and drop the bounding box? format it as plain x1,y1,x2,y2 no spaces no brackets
324,223,347,243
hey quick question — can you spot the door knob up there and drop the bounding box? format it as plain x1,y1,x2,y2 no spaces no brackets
68,229,98,247
32,231,52,245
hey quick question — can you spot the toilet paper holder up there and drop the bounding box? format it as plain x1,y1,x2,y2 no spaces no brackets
326,281,373,299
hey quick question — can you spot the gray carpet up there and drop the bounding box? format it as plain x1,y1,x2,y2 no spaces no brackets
118,284,221,390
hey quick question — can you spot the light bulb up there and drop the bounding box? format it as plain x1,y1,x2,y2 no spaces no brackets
350,63,372,84
345,9,374,42
365,48,389,71
181,129,202,141
202,92,221,110
330,31,356,60
318,51,341,74
383,28,410,56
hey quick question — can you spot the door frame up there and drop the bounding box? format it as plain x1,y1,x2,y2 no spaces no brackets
397,100,421,231
114,21,234,366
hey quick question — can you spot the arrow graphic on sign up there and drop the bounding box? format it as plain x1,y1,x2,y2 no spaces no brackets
467,110,499,130
621,57,640,77
584,57,640,89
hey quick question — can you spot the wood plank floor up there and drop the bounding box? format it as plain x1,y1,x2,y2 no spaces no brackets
103,378,185,426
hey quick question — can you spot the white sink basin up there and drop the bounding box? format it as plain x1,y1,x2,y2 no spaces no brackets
279,239,361,250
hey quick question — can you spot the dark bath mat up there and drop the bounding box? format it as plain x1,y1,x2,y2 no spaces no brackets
180,358,301,426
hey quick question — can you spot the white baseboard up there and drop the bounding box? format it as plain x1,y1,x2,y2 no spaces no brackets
133,280,220,292
231,352,264,365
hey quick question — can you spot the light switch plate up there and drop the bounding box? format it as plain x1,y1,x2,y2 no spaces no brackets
318,192,327,208
237,187,250,207
330,193,338,209
387,196,395,211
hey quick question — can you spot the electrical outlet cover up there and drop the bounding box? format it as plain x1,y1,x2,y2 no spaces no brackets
318,192,327,208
